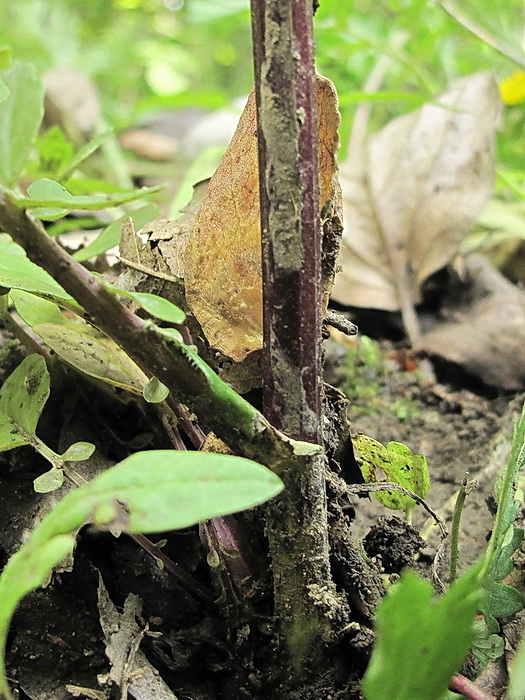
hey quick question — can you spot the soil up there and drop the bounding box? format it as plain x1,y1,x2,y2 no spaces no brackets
0,323,523,700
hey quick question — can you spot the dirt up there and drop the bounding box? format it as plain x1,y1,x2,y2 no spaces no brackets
0,327,523,700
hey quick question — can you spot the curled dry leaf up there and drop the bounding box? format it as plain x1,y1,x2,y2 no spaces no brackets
421,254,525,391
332,72,501,344
184,75,341,362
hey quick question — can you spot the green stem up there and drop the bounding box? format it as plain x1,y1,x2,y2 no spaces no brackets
449,476,470,584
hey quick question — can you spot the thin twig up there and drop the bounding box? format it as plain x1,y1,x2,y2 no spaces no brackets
449,673,496,700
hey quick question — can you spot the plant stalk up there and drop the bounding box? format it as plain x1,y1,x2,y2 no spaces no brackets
250,0,345,682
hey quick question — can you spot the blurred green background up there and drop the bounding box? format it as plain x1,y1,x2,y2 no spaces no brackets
1,0,524,228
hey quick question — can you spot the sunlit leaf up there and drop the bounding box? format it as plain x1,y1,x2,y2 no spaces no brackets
353,434,429,513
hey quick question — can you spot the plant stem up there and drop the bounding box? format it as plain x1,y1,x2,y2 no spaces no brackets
449,673,496,700
0,192,313,472
250,0,346,681
449,475,470,583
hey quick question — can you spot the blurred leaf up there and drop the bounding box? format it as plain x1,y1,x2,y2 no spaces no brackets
57,130,112,180
186,0,249,24
333,73,501,344
72,201,160,261
0,80,8,104
0,61,44,187
14,178,162,219
35,127,74,179
362,564,483,700
0,47,12,70
440,0,525,68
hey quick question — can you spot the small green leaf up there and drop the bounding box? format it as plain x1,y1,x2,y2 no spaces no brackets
0,354,49,450
33,466,64,493
36,127,74,179
14,177,162,214
489,582,525,618
362,564,483,700
102,280,186,324
353,434,429,512
60,441,95,462
57,129,112,180
0,61,45,187
34,322,149,394
143,377,169,403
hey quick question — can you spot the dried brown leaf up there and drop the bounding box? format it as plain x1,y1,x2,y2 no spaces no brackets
421,255,525,390
184,76,340,362
333,72,501,343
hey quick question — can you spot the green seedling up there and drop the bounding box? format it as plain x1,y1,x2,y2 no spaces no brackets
0,353,95,492
475,401,525,666
362,562,483,700
0,448,283,700
353,434,430,521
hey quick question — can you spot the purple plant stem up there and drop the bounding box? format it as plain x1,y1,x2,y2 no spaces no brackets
250,0,346,681
449,673,496,700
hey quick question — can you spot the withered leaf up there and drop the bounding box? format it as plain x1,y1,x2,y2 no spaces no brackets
184,75,341,362
332,72,501,343
421,255,525,391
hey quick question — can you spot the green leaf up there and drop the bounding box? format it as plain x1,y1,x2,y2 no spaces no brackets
10,289,66,327
0,47,12,70
57,130,112,180
60,441,95,462
0,239,78,306
362,564,483,700
509,619,525,699
14,178,162,216
33,466,64,493
0,448,282,698
36,127,74,180
143,377,169,403
102,281,186,324
0,354,49,452
0,61,45,187
72,202,160,261
489,582,525,618
0,79,8,104
34,322,149,394
353,434,429,512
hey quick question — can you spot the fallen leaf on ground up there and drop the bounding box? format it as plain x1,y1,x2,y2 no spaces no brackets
421,254,525,390
333,72,501,345
98,578,178,700
184,75,341,362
